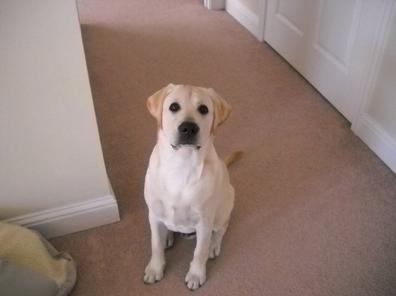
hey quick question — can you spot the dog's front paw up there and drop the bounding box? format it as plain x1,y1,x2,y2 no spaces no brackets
185,267,206,290
144,262,164,284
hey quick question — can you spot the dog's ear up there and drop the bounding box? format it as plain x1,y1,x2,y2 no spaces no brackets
147,84,174,127
207,88,231,132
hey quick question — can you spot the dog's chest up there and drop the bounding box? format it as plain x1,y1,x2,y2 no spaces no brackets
151,196,200,233
148,169,205,232
146,147,216,232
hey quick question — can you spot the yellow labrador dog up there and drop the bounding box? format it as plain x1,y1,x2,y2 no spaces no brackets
143,84,241,290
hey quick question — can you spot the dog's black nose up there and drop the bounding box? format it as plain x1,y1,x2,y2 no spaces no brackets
178,121,199,138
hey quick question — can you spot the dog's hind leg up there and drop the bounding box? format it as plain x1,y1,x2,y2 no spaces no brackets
209,222,228,259
166,231,174,249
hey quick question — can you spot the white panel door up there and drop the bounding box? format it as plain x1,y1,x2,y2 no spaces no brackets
264,0,364,121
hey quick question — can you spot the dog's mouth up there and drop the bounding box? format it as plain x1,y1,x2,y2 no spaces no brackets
171,144,201,150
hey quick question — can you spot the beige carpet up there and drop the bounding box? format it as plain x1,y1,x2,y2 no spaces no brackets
52,1,396,295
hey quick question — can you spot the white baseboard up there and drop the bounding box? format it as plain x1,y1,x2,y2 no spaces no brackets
226,0,263,41
4,195,120,238
352,114,396,174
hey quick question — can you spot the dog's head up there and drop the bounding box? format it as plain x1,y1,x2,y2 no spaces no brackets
147,84,231,150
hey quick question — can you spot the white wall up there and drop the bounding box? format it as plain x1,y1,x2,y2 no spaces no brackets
352,5,396,174
365,13,396,140
0,0,119,235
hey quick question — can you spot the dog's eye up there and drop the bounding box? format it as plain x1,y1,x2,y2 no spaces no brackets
198,105,209,115
169,102,180,112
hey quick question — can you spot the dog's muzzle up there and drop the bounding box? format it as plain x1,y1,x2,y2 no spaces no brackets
178,121,199,143
172,121,200,150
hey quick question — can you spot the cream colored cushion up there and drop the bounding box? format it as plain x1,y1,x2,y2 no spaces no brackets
0,222,76,296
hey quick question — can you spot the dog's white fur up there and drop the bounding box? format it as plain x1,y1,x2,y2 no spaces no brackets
143,84,237,290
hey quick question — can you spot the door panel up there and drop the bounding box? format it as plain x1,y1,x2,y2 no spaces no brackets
265,0,316,78
265,0,363,120
277,0,309,36
315,0,359,66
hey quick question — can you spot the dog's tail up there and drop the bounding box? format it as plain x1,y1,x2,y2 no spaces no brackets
224,150,243,167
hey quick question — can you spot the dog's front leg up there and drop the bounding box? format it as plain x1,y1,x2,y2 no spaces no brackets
144,213,167,284
185,221,212,290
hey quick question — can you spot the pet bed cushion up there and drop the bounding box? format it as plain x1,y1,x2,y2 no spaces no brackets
0,222,76,296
